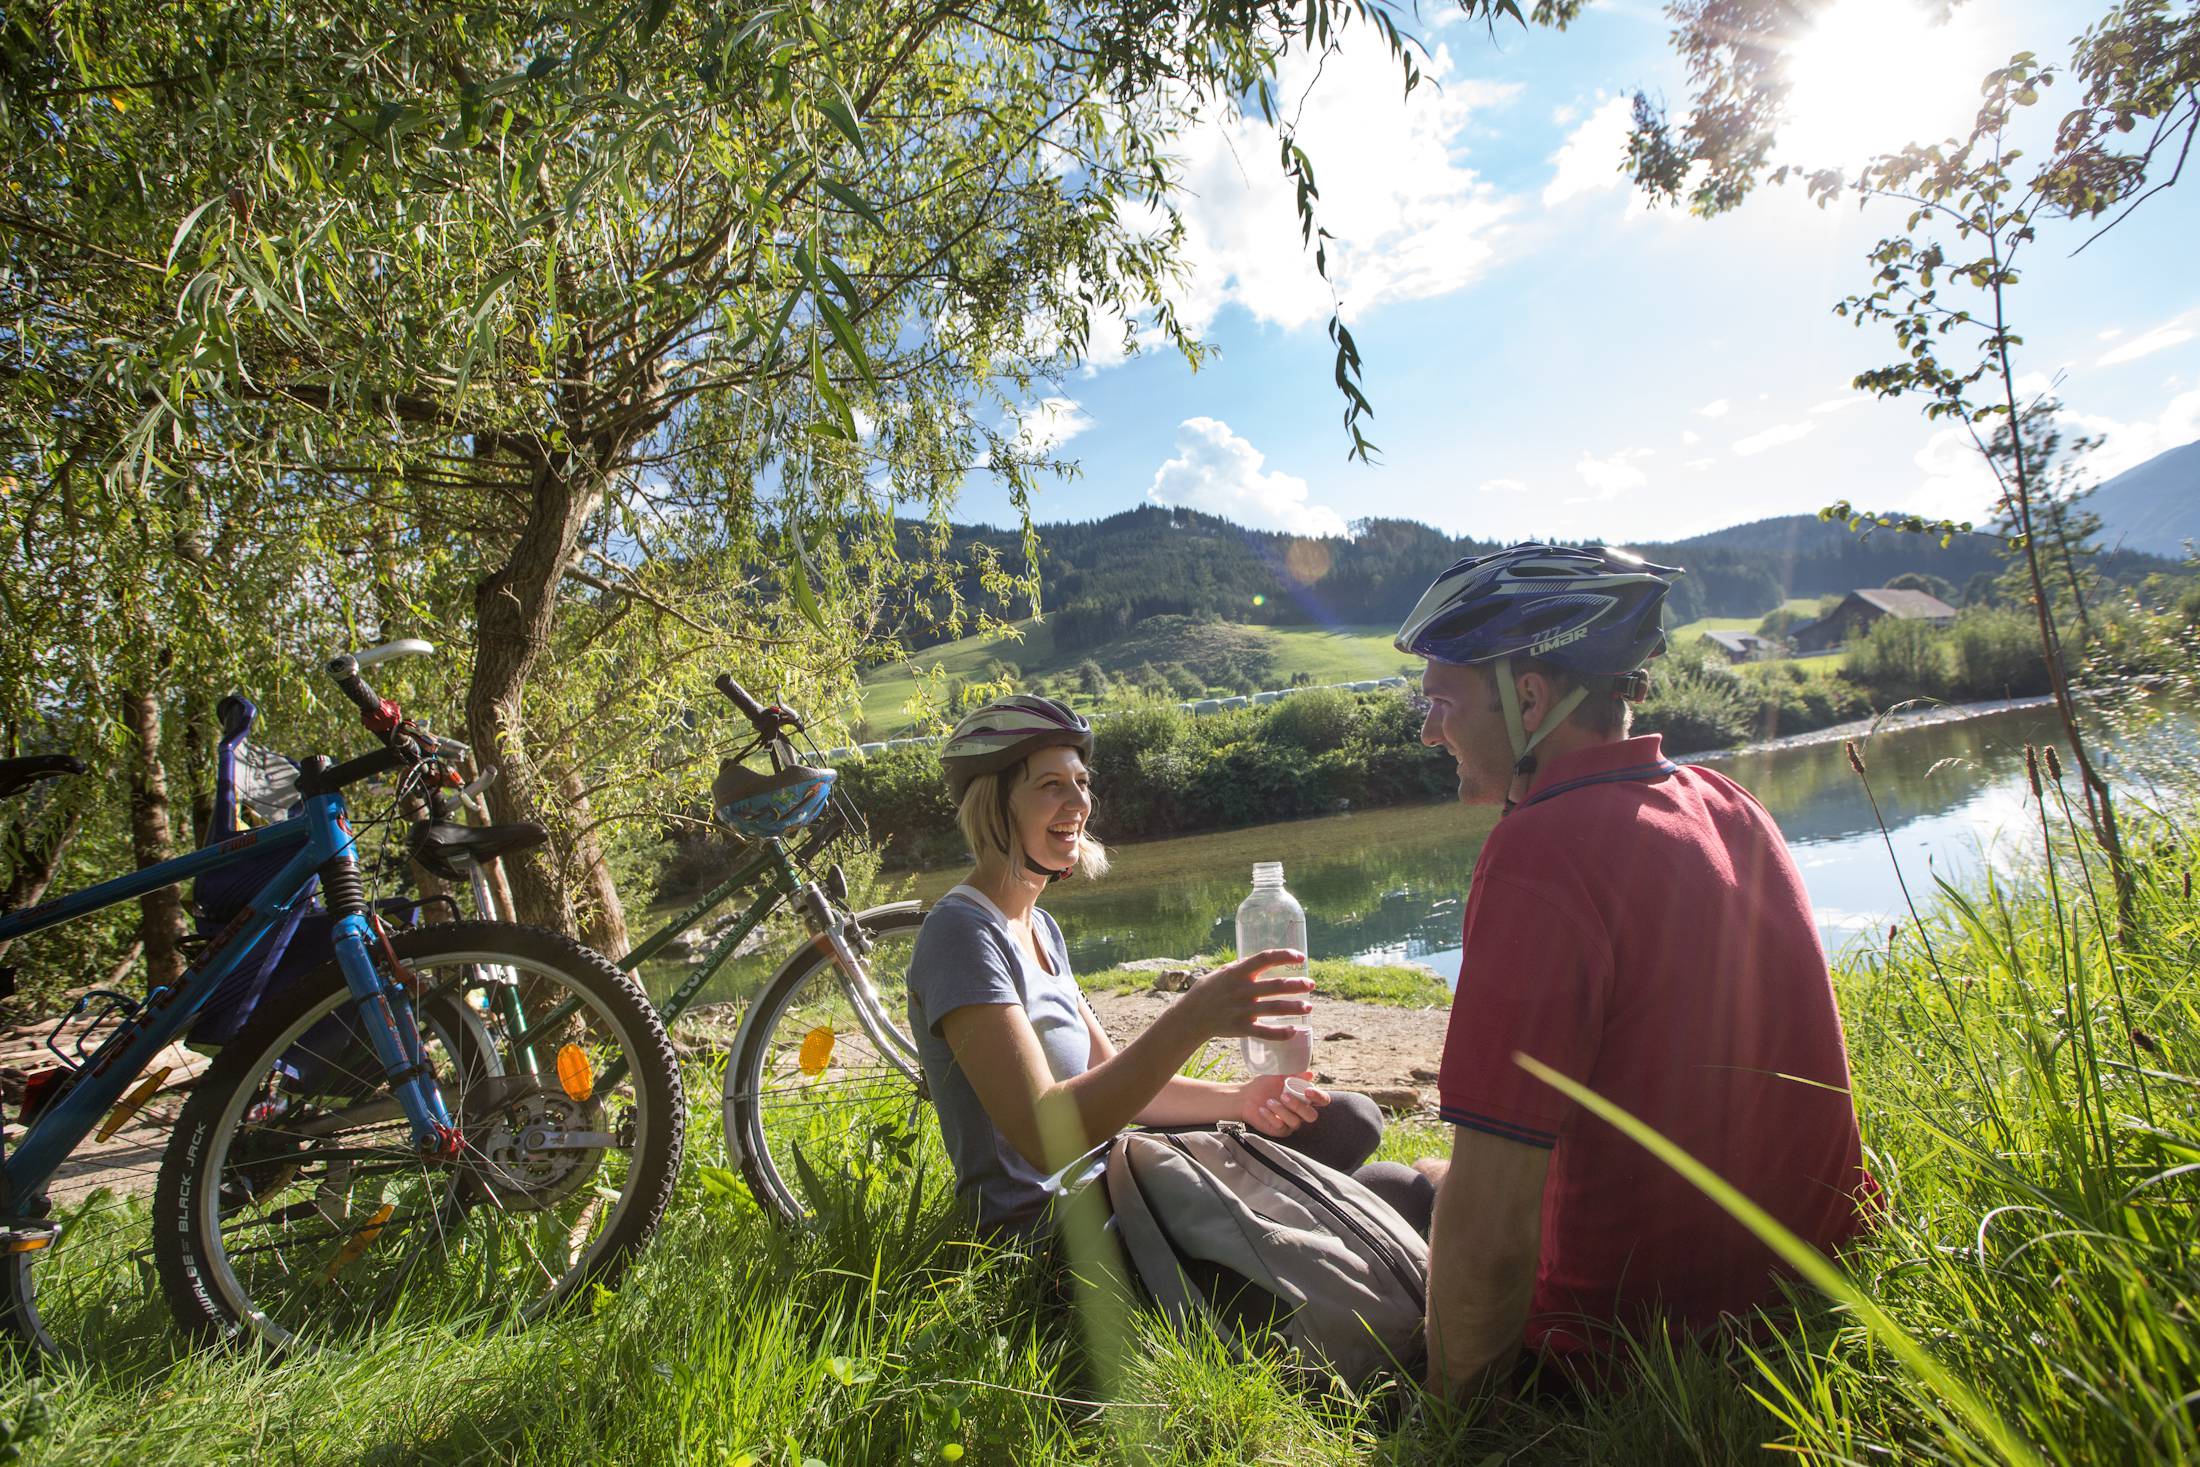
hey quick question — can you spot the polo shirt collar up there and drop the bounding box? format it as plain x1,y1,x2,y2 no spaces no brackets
1524,734,1670,801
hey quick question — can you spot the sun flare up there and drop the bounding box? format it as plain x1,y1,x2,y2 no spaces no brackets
1780,0,1996,167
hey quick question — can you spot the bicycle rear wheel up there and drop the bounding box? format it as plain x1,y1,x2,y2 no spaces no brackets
152,921,682,1348
723,904,942,1228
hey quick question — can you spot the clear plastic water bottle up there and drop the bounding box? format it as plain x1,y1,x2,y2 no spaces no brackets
1236,862,1313,1078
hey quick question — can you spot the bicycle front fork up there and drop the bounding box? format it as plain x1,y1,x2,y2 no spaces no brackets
324,858,458,1155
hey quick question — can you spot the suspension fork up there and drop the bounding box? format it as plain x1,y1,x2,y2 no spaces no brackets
318,807,458,1153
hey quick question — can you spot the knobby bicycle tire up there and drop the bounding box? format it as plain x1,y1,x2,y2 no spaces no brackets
152,921,683,1348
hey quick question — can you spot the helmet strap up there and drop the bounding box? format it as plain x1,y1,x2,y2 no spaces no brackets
1024,853,1075,884
1495,656,1588,815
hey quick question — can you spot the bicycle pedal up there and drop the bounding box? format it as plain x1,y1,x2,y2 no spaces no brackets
0,1220,62,1254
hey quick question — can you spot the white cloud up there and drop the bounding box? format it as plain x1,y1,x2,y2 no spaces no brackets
2098,327,2124,342
1697,398,1731,419
1478,476,1529,494
1810,395,1864,414
1551,103,1580,127
1145,417,1345,536
1542,96,1635,208
1685,456,1716,471
1733,421,1816,456
1574,447,1653,498
1900,387,2200,527
1909,426,2000,522
1010,396,1092,453
1124,41,1522,338
2058,386,2200,485
1680,429,1701,445
2098,322,2196,367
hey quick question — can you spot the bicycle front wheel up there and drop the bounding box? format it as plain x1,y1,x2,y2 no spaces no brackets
724,904,943,1228
153,921,683,1348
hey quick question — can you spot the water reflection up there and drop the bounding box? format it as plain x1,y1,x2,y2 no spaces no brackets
908,701,2192,982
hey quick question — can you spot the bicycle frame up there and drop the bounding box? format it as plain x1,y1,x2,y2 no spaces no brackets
0,787,454,1215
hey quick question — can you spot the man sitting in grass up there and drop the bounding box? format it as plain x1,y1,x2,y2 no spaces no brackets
1393,545,1872,1399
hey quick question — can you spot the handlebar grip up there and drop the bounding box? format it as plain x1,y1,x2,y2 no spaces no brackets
327,654,402,734
716,674,767,722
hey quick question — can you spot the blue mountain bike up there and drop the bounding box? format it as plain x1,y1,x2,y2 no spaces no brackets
0,654,683,1354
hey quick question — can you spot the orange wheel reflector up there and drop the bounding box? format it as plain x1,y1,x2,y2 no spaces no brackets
325,1203,396,1281
95,1065,171,1143
798,1027,835,1077
556,1043,595,1102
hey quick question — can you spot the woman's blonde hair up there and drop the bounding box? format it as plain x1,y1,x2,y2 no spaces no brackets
956,760,1110,880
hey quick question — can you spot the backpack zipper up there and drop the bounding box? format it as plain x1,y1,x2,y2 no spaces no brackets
1222,1128,1425,1302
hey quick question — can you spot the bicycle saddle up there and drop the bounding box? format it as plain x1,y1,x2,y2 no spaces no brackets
407,819,548,881
0,755,85,801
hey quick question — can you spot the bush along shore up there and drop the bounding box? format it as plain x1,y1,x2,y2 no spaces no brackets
793,604,2170,872
5,759,2195,1463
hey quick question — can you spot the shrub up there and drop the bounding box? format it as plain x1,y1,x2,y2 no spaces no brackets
1737,659,1871,738
1636,650,1755,753
1843,615,1952,700
1757,607,1809,640
1262,686,1359,754
1947,608,2049,699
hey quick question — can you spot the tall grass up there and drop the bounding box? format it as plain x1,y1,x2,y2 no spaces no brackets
5,762,2199,1463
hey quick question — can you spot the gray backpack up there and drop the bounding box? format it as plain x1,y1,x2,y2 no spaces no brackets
1104,1123,1428,1388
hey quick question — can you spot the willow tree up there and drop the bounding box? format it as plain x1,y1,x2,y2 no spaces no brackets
2,0,1453,949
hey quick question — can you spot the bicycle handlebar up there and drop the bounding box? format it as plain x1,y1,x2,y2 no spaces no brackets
715,674,767,722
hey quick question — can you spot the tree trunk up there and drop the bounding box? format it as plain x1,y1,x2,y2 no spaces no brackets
464,457,630,954
561,769,630,958
123,687,187,985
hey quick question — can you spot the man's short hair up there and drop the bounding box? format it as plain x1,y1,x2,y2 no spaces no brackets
1511,657,1636,738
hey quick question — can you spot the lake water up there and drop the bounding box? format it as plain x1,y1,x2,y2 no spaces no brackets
904,699,2195,982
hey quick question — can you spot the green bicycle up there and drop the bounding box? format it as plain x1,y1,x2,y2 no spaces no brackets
611,676,935,1228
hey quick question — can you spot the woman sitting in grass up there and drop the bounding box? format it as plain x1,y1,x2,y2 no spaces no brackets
905,694,1430,1237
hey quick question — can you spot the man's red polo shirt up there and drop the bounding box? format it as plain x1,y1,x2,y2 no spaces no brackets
1437,734,1869,1359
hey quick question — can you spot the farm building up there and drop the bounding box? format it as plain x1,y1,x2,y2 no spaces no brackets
1789,588,1959,654
1700,631,1783,663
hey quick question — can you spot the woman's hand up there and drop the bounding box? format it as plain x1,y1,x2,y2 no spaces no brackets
1238,1073,1329,1137
1170,948,1312,1044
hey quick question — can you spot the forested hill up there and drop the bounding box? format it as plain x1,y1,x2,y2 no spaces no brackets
891,505,2178,656
1673,514,2171,595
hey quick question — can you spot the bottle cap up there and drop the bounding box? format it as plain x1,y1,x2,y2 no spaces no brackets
1252,861,1283,885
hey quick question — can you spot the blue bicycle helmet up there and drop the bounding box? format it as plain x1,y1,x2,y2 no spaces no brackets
1396,544,1682,810
713,760,837,839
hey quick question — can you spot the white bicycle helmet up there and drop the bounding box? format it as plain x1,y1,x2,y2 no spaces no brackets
939,695,1094,804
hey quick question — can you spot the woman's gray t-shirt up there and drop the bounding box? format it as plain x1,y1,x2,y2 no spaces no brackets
906,886,1096,1231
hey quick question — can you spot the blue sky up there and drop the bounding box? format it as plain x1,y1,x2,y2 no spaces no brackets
954,0,2200,544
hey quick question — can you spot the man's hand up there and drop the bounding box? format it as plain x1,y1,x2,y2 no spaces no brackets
1236,1073,1327,1136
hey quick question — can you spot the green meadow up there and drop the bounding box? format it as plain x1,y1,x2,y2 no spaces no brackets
8,775,2199,1465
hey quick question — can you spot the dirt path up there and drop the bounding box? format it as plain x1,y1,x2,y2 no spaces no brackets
1,1023,209,1206
1084,987,1448,1119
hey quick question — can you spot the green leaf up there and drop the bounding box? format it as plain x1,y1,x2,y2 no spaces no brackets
821,179,884,230
166,195,225,270
816,294,875,390
638,0,675,42
817,93,866,155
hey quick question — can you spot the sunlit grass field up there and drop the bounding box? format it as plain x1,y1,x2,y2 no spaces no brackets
858,621,1410,737
5,775,2196,1464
